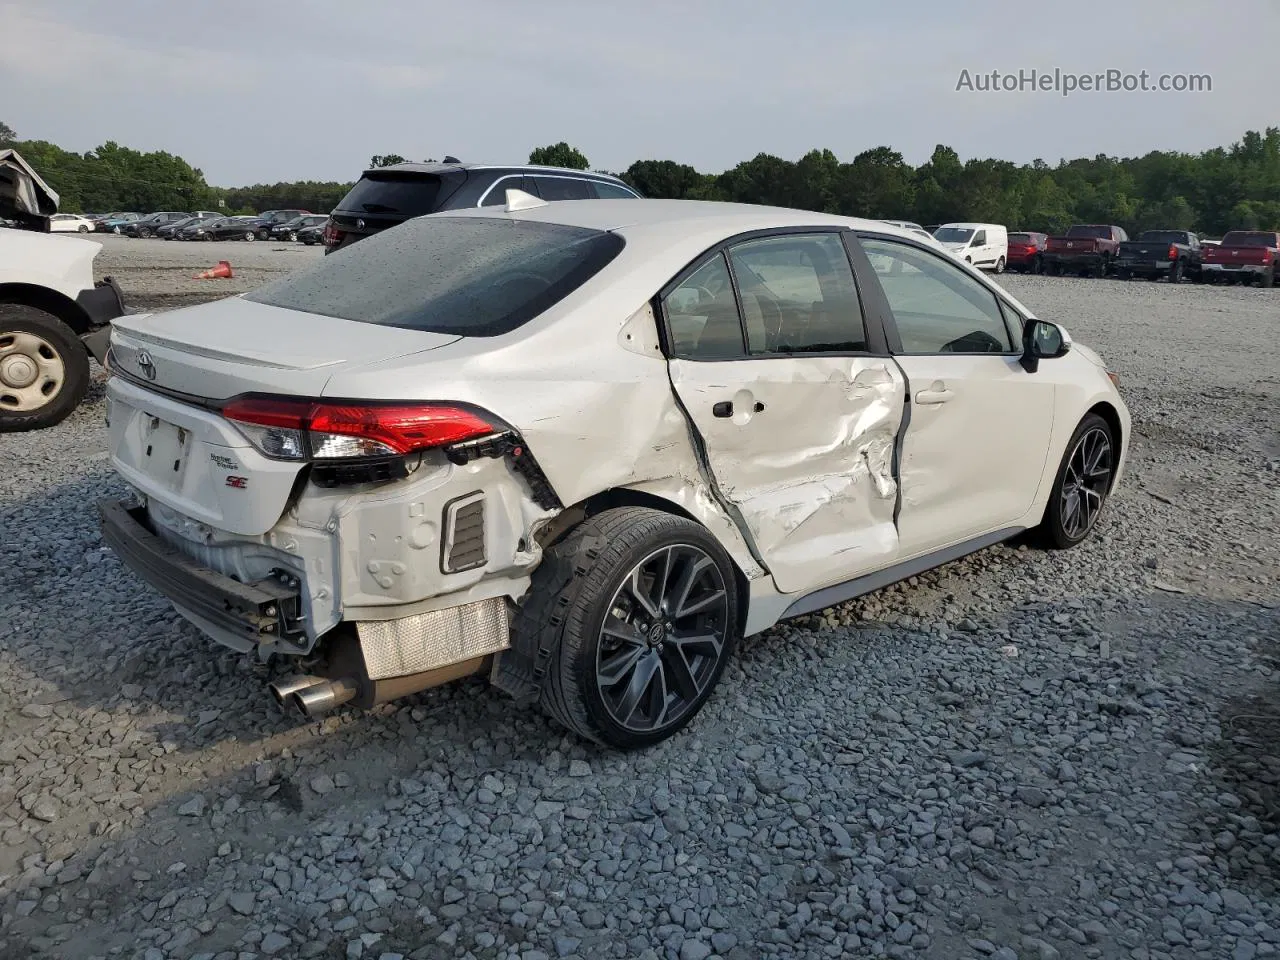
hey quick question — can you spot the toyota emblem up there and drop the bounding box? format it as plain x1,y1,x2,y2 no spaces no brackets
136,350,156,381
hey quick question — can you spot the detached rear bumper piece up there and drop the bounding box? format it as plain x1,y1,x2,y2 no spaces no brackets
98,499,300,647
77,277,127,364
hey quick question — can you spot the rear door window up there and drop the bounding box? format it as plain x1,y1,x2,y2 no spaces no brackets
481,176,534,205
531,177,592,201
245,216,625,337
589,181,639,199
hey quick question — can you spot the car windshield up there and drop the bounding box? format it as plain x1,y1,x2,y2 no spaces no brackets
1222,231,1277,247
934,227,974,243
338,172,445,216
245,216,625,337
1066,225,1111,238
1138,231,1187,243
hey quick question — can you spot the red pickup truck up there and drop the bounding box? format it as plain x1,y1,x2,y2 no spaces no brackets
1043,224,1129,278
1200,230,1279,287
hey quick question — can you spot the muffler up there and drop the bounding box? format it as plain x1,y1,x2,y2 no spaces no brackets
268,674,325,708
292,677,359,718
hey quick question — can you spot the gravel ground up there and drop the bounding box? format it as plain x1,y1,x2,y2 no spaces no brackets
1,264,1278,960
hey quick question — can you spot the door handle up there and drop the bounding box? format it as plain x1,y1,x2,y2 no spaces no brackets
712,401,733,418
914,383,954,405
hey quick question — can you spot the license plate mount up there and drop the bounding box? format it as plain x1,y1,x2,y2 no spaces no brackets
141,415,190,484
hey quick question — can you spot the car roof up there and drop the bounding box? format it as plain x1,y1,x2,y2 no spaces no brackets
370,161,629,183
939,222,1003,229
439,197,917,241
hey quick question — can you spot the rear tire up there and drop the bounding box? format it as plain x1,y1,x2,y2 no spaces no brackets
1168,259,1183,283
137,227,151,239
513,506,740,749
77,225,89,233
1261,267,1275,289
1034,413,1116,550
993,256,1005,274
0,308,90,432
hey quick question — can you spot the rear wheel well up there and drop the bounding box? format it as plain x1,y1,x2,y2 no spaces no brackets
537,487,752,638
0,283,92,336
1086,401,1123,491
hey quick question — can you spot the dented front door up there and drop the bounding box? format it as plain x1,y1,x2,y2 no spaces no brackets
668,356,906,594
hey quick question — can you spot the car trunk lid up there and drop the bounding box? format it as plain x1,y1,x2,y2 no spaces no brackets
109,296,462,401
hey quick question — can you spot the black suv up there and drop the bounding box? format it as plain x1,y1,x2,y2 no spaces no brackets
323,161,642,253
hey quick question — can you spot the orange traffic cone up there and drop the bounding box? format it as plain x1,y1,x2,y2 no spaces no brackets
194,260,233,280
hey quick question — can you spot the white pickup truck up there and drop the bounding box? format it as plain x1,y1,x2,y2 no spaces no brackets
1,148,126,430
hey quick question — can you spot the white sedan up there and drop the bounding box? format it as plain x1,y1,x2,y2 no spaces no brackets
98,196,1129,749
47,213,96,233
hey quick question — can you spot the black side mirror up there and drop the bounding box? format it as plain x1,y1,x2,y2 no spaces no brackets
1020,319,1071,372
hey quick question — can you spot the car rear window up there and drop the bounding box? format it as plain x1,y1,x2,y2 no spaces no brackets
1138,231,1188,243
337,172,448,217
1008,233,1033,243
1222,231,1277,247
244,216,625,337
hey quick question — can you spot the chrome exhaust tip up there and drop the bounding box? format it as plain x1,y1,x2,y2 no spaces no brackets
268,674,325,709
292,678,359,719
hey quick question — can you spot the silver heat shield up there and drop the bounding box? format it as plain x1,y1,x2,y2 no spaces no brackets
355,597,511,680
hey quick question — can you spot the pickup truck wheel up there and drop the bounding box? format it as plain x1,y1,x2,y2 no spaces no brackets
0,309,90,432
1168,259,1183,283
1046,261,1060,276
1115,267,1131,281
1260,267,1275,289
1092,259,1108,279
518,506,740,749
1035,413,1116,549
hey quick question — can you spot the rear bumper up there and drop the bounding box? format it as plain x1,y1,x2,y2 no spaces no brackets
1116,258,1173,273
1201,262,1269,275
1044,251,1103,266
98,499,303,650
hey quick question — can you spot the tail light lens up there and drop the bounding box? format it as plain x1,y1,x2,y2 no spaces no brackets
1168,244,1178,259
222,396,496,461
321,220,341,247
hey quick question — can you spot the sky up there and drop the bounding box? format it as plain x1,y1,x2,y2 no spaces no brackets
2,0,1277,187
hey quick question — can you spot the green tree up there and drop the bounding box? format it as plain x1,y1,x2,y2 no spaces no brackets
369,154,407,168
0,120,16,146
528,142,589,170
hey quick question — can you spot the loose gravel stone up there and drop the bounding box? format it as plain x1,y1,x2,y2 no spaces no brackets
0,260,1278,959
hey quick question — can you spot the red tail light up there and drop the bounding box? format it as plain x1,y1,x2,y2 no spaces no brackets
321,220,341,247
1263,249,1274,264
1168,244,1178,259
222,396,496,461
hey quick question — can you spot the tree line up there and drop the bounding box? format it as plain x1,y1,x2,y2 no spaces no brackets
4,123,1278,236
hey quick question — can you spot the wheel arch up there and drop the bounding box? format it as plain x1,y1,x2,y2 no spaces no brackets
536,486,753,638
0,282,93,336
1084,400,1124,492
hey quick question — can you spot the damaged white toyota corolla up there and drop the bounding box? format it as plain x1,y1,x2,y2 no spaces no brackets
99,196,1129,748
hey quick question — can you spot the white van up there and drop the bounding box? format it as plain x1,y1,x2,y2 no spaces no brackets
933,222,1009,272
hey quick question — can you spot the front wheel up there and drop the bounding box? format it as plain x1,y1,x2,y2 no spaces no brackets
1034,413,1116,549
77,225,89,233
243,232,255,242
514,506,740,749
0,308,90,432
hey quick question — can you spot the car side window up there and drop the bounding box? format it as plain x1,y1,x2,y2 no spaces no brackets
590,181,638,199
726,233,868,354
972,229,987,246
481,176,528,205
859,237,1016,354
998,300,1027,349
532,177,592,201
661,254,745,360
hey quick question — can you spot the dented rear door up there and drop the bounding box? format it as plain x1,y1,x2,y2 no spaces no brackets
662,230,905,595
